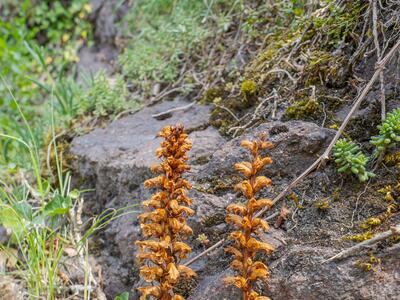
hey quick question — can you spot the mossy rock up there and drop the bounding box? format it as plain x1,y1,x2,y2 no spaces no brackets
283,99,321,120
201,86,225,104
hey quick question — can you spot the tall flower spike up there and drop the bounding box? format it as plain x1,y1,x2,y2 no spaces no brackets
224,135,274,300
136,124,196,300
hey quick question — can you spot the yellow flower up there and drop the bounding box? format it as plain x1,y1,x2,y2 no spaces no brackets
80,30,88,39
62,33,70,43
83,3,92,13
45,57,53,65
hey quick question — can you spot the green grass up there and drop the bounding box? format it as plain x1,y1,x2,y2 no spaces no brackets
0,2,139,298
119,0,241,93
0,93,138,298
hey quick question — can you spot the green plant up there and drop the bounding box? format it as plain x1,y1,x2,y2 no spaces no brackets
371,108,400,153
0,0,93,167
333,139,375,182
119,0,241,93
224,136,274,300
119,0,209,86
25,0,92,65
284,99,321,120
115,292,130,300
77,72,133,117
0,86,137,298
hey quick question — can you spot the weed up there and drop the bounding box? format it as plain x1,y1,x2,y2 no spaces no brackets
355,252,380,272
136,124,196,300
77,72,134,117
119,0,209,88
314,198,330,211
224,136,274,300
371,108,400,153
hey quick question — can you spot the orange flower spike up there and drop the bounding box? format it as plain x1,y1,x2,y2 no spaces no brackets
136,124,196,300
224,135,274,300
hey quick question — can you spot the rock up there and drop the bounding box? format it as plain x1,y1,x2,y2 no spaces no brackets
89,0,126,46
0,276,24,300
78,0,129,75
267,245,400,300
72,98,225,209
188,271,240,300
196,121,335,185
189,245,400,300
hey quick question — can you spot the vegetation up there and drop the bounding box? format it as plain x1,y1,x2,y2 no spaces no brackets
1,0,400,298
333,139,375,182
120,0,210,90
136,124,196,300
224,137,274,300
77,72,132,117
371,108,400,153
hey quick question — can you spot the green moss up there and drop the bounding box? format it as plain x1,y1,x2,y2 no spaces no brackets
201,212,225,227
332,187,341,201
283,99,321,120
314,198,330,211
303,51,348,87
240,79,258,106
201,86,224,104
241,79,257,95
359,217,381,230
192,155,210,165
345,231,374,242
174,277,197,298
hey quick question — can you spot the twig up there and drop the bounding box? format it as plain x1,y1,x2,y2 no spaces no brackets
325,223,400,262
287,23,312,60
228,93,275,137
149,86,189,106
151,102,195,119
184,239,224,267
214,104,240,122
113,106,142,122
371,0,386,120
183,38,400,267
265,68,297,84
320,38,400,162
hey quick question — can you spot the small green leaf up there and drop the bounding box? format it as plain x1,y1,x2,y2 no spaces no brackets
45,195,72,216
13,201,32,221
114,292,129,300
69,189,80,199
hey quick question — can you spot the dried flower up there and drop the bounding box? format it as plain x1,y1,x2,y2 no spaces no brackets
224,136,274,300
136,124,196,300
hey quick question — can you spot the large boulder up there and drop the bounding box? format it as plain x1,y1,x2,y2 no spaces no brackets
72,101,400,300
195,121,335,193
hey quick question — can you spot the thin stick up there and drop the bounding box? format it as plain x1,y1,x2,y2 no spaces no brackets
325,224,400,262
371,0,386,120
184,239,225,267
182,38,400,267
320,38,400,162
151,102,195,119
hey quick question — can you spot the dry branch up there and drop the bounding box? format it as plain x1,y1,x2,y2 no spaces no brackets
151,102,195,119
325,224,400,262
